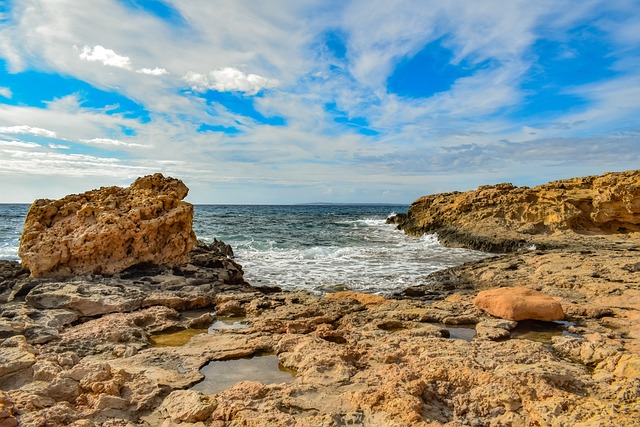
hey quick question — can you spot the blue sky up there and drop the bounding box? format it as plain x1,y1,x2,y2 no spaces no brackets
0,0,639,204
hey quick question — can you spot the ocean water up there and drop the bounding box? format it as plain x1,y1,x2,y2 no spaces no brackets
1,204,489,295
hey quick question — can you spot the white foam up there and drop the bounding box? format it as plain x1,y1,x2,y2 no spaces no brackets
0,245,19,261
238,225,489,295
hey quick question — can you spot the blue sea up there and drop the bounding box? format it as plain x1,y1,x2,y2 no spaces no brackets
1,204,489,295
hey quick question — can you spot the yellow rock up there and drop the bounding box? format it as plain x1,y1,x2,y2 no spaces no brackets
325,291,387,306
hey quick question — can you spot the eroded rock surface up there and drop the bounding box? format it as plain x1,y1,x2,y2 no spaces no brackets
2,172,640,426
392,169,640,251
18,174,197,278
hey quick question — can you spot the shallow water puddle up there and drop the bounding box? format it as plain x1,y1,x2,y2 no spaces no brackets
511,320,578,343
208,316,249,332
433,323,476,341
190,354,296,394
149,328,208,346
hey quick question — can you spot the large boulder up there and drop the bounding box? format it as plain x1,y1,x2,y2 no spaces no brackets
474,287,564,321
18,174,197,278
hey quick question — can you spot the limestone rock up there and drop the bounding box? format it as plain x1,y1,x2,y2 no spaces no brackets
393,170,640,251
325,291,387,306
18,173,197,278
0,391,18,427
159,390,216,423
26,282,144,317
475,318,518,341
0,336,36,378
474,287,564,321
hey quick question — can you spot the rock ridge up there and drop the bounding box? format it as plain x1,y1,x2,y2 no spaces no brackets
390,169,640,252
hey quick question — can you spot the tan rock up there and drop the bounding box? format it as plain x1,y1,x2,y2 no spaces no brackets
474,287,564,321
325,291,387,306
395,169,640,251
159,390,216,423
0,391,18,427
19,173,197,278
0,336,36,378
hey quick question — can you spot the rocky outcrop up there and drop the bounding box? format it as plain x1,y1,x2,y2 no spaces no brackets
474,287,564,321
2,172,640,426
18,173,197,278
391,170,640,251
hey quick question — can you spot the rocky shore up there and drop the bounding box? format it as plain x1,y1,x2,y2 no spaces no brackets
1,172,639,426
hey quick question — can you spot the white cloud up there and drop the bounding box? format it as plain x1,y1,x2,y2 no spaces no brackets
184,67,279,95
80,138,146,148
0,139,40,148
0,87,12,99
137,67,168,75
49,143,71,149
0,125,57,138
79,45,132,69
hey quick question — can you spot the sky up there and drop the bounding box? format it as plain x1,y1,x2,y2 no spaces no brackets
0,0,639,204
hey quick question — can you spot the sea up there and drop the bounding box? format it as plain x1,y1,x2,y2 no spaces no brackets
1,204,490,295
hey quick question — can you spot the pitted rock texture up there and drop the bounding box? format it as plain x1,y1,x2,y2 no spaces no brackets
18,174,197,278
392,170,640,251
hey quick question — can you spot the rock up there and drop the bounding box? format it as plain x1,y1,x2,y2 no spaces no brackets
475,319,518,341
193,239,234,258
23,254,243,318
0,336,36,378
394,170,640,251
26,282,144,317
159,390,217,423
0,303,78,344
0,261,30,304
474,287,564,321
18,173,197,278
44,376,81,402
0,391,18,427
325,291,387,306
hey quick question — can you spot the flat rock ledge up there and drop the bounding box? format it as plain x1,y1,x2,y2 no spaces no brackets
1,232,639,426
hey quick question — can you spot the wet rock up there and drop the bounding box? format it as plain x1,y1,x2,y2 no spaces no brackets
475,319,518,341
474,287,564,321
19,173,197,278
194,239,234,258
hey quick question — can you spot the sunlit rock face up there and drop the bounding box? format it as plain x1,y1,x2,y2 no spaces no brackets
19,173,197,278
393,170,640,251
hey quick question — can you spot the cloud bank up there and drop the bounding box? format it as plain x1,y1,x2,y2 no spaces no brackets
0,0,638,203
